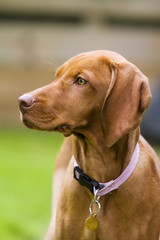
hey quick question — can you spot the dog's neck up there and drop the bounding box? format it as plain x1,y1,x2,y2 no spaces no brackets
73,126,140,183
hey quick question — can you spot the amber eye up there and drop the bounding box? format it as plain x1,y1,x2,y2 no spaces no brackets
77,78,87,85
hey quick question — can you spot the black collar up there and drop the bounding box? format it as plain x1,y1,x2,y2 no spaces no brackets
74,166,100,194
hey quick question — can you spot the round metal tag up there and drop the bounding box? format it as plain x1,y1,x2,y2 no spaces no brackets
85,215,99,231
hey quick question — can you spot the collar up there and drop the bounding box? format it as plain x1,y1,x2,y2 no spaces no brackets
73,143,139,196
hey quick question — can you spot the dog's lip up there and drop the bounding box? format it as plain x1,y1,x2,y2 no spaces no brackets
23,118,38,129
22,115,73,132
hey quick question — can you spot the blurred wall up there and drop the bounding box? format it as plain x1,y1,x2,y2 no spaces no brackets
0,0,160,125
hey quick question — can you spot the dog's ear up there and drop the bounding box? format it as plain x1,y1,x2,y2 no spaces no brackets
101,61,152,147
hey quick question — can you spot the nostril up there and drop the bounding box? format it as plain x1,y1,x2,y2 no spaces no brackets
19,94,35,108
21,100,30,108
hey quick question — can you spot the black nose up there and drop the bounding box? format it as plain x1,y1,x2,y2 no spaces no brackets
19,94,35,111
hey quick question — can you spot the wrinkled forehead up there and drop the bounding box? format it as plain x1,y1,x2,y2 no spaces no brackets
56,53,100,78
56,50,126,78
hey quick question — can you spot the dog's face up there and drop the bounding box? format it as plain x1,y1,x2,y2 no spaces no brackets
19,51,113,136
19,50,151,146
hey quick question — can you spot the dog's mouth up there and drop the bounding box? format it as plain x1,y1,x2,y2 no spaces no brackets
21,113,53,130
22,114,73,136
23,118,39,129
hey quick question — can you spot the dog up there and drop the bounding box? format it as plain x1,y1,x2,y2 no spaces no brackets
19,50,160,240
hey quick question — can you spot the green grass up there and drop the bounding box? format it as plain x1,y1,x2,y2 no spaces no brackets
0,127,63,240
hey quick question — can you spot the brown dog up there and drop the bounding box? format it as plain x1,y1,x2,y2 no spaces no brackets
19,50,160,240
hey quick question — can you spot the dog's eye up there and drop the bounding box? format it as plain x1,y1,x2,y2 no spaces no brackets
76,78,87,85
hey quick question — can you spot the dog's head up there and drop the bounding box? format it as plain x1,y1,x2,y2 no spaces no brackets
19,50,151,147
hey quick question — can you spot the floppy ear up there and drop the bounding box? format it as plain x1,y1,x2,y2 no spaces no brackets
102,61,152,147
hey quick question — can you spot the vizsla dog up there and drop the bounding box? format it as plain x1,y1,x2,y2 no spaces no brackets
19,50,160,240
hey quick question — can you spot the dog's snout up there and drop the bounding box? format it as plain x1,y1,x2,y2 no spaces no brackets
19,94,35,110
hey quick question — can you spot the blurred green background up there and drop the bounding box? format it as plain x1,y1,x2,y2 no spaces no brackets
0,128,63,240
0,0,160,239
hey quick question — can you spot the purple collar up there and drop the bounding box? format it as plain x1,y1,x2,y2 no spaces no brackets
73,143,139,196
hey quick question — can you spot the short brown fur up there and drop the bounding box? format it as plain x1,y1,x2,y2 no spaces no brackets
19,50,160,240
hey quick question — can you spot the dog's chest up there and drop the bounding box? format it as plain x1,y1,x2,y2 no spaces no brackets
55,159,160,240
56,190,127,240
55,185,160,240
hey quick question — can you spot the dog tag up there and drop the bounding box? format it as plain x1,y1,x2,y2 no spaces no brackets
85,215,99,231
